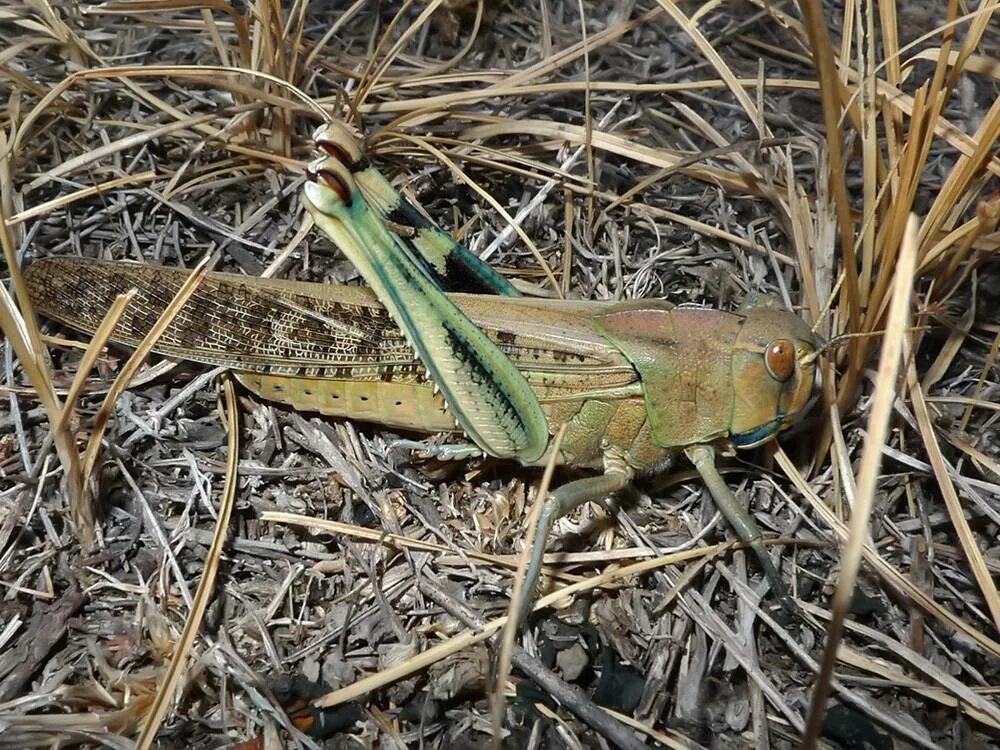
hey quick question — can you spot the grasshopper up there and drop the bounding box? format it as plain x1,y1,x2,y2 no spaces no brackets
24,121,819,623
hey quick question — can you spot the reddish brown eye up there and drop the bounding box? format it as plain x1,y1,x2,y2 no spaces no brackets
765,339,796,382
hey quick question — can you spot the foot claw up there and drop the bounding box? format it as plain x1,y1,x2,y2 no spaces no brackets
388,439,483,461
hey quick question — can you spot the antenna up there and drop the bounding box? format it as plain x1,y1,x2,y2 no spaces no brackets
801,326,932,365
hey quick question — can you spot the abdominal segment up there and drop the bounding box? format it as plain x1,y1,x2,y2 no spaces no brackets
235,373,458,434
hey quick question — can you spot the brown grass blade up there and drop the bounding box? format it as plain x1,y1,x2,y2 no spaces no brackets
0,128,88,546
802,213,918,747
353,0,445,113
80,255,210,494
799,0,859,338
53,290,137,435
309,543,725,710
93,1,252,65
801,601,1000,727
907,367,1000,632
134,373,239,748
461,119,761,194
6,171,159,225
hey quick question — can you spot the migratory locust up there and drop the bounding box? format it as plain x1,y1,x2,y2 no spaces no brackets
25,120,821,624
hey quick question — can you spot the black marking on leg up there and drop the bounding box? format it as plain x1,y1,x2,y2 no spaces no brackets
440,320,524,447
442,249,512,296
385,202,433,231
385,192,514,296
348,156,371,173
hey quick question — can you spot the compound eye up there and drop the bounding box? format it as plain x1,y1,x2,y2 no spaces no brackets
765,339,796,382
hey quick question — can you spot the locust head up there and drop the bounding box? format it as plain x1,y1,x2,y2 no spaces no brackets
592,300,821,452
727,308,820,448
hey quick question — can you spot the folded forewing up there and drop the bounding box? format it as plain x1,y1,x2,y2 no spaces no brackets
25,257,424,380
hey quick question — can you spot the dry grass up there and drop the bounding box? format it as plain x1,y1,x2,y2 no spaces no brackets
1,0,999,747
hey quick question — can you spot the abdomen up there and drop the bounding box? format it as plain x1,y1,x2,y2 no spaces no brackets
236,372,668,470
236,373,458,434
